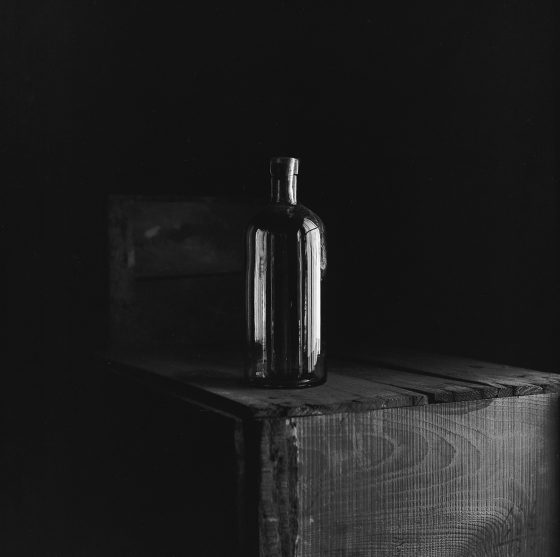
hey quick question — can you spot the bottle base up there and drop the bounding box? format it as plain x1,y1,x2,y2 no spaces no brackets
246,375,326,389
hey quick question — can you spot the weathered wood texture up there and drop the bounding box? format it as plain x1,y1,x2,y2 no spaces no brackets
106,349,425,418
103,350,560,556
105,348,560,416
284,394,560,557
353,349,560,396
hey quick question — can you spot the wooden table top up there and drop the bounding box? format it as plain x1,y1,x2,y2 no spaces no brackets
102,346,560,419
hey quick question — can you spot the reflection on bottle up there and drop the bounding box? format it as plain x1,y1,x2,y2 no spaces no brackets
253,228,267,377
245,157,326,388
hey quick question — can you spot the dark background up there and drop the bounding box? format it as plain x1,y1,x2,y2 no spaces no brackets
6,0,558,554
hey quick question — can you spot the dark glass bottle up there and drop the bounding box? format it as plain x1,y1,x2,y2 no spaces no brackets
245,157,327,387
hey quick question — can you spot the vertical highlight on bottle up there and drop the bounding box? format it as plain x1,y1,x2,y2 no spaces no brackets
245,157,327,388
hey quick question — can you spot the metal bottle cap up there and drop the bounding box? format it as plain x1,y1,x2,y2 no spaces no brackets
270,156,299,176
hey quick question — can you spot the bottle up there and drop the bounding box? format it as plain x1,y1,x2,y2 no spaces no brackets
245,156,327,387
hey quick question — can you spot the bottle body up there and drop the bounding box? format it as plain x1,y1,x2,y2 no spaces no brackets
245,158,326,387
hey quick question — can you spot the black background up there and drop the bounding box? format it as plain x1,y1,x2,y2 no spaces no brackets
8,0,557,365
5,0,559,554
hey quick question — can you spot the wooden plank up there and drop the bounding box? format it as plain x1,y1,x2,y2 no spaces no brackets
290,394,560,556
257,419,299,557
103,349,426,419
334,360,502,403
104,348,560,419
345,349,560,397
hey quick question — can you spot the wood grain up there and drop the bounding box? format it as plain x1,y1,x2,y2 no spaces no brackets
104,349,426,419
103,350,560,555
257,419,300,557
104,349,560,420
334,360,503,403
291,394,559,556
353,349,560,397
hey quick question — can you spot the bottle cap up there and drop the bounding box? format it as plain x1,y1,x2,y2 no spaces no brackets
270,156,299,176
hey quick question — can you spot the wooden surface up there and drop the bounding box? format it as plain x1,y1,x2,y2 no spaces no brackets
288,394,559,556
349,349,560,396
104,348,560,419
103,349,560,556
105,349,424,419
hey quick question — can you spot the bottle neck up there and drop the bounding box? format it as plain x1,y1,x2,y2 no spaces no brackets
271,175,297,205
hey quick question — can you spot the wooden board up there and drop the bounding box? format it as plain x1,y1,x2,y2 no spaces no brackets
258,395,559,557
352,349,560,397
104,349,426,419
334,360,503,403
104,348,560,419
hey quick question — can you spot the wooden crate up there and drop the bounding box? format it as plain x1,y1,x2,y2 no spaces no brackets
104,348,560,557
107,194,261,347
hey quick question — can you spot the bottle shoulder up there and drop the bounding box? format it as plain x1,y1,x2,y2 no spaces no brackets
248,203,325,234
